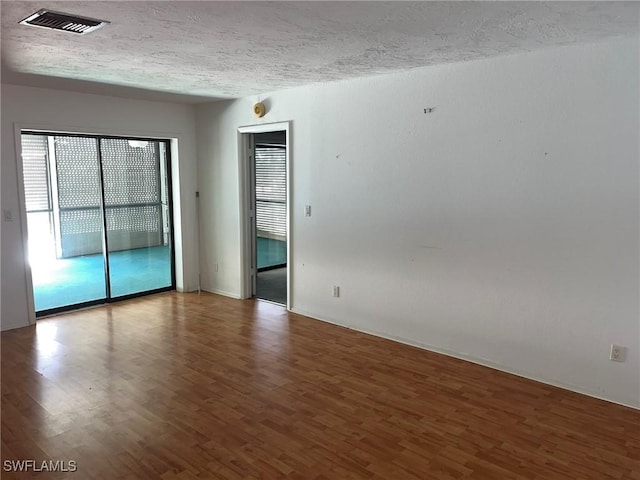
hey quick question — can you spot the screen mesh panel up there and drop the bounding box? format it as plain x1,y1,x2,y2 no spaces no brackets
255,146,286,238
21,135,51,212
106,205,161,232
101,139,163,249
59,208,102,235
101,139,160,205
52,136,164,255
55,136,101,209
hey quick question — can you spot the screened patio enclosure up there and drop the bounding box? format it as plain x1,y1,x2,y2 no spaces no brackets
255,142,287,270
21,132,175,315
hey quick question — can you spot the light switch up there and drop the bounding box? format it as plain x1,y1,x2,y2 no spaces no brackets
3,210,13,222
305,205,311,217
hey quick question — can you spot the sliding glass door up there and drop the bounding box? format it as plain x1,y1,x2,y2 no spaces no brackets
101,138,173,298
21,132,175,315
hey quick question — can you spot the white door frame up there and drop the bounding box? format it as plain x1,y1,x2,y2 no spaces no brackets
238,121,291,309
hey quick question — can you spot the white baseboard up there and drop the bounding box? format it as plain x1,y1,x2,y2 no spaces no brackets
205,288,243,300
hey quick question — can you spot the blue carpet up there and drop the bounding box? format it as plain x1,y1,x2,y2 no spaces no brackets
257,237,286,269
32,246,172,312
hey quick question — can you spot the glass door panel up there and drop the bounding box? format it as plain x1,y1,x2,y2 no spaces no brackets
100,138,173,298
22,134,107,312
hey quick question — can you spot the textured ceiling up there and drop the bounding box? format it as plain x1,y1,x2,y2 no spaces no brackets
1,1,639,103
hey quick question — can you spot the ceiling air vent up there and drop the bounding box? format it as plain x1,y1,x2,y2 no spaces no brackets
20,9,108,35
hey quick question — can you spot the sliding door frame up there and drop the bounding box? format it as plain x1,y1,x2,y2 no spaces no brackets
17,129,176,318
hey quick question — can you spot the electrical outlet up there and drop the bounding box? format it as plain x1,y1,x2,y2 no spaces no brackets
332,285,340,298
305,205,312,217
3,210,12,222
609,344,626,362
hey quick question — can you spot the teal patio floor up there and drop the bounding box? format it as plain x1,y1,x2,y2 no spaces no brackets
32,246,173,312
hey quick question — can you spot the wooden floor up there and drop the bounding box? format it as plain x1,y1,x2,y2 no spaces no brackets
1,292,638,479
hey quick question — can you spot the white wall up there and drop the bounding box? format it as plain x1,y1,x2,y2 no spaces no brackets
197,37,640,407
1,85,199,331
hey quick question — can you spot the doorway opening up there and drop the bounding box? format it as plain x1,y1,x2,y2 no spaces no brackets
255,131,287,305
20,131,175,316
239,123,290,308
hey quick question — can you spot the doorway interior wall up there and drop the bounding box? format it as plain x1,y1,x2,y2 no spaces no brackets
20,131,176,316
238,122,291,308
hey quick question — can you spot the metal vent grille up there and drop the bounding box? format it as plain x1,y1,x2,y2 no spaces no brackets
20,9,108,35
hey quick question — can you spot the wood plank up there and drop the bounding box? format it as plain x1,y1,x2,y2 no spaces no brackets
1,292,638,479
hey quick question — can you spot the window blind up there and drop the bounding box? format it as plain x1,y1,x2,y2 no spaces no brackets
255,145,286,238
21,135,51,212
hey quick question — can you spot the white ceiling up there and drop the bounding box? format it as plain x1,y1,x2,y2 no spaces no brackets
2,1,638,103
